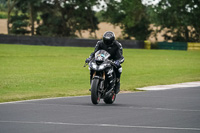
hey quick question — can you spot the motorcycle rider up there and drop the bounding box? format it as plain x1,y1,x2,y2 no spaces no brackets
85,31,124,94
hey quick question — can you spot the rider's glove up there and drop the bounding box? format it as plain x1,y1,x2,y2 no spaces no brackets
114,60,120,67
85,57,91,63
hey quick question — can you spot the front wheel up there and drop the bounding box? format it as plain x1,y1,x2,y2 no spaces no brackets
91,79,100,105
103,92,116,104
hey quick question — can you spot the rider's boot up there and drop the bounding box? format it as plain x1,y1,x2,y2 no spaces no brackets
115,78,120,94
114,66,122,94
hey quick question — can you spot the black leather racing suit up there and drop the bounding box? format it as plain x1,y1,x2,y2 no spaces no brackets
89,40,124,92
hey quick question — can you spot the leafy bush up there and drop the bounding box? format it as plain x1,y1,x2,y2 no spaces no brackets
10,14,30,35
0,11,7,19
151,43,158,49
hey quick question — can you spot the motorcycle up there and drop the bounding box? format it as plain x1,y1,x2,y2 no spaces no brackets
84,50,117,105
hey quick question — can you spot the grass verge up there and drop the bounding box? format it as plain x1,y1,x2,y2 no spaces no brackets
0,44,200,102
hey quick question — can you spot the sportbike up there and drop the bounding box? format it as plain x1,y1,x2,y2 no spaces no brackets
84,50,118,105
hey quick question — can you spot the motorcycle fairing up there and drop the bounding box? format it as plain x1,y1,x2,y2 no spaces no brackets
89,60,112,71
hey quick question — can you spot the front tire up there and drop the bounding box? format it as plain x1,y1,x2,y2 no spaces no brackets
91,79,100,105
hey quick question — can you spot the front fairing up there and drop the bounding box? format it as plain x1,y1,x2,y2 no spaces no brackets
89,50,112,71
89,60,111,71
95,50,110,62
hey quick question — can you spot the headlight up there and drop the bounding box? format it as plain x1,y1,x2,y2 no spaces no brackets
99,64,106,70
99,65,103,70
92,63,97,69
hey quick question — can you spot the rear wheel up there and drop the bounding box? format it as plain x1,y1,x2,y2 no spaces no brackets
103,92,116,104
91,79,100,105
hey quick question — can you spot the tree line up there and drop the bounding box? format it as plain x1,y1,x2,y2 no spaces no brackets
6,0,99,37
1,0,200,42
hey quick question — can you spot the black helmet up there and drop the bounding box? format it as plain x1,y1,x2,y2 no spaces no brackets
103,31,115,46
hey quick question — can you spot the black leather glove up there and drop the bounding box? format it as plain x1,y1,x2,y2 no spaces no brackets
85,57,91,63
114,60,120,67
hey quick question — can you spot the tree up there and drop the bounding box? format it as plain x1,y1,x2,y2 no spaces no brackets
9,0,31,35
0,0,7,12
75,0,99,38
103,0,152,40
27,0,41,36
148,0,200,42
7,0,18,34
36,0,99,37
7,0,41,35
10,12,30,35
7,0,99,37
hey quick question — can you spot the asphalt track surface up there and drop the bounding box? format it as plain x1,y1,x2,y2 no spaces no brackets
0,86,200,133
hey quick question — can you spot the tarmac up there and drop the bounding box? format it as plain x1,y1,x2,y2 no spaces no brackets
0,82,200,133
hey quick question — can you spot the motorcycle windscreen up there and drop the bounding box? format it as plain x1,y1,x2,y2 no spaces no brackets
95,50,110,62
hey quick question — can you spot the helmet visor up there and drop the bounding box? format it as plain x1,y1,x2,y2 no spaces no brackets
103,38,113,45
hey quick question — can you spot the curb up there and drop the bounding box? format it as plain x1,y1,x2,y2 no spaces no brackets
137,81,200,91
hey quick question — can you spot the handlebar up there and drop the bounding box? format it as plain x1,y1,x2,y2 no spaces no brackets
108,60,117,68
83,58,93,67
83,59,117,68
83,62,88,67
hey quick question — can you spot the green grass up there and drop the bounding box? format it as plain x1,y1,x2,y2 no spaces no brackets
0,44,200,102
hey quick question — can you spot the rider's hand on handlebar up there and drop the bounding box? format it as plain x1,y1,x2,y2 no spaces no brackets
114,60,120,67
85,57,91,63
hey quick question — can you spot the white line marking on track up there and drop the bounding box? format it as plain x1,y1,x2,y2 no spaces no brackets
136,107,200,112
137,81,200,91
0,120,200,131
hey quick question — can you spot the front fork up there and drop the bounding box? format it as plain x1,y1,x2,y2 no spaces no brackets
99,72,105,92
91,71,105,94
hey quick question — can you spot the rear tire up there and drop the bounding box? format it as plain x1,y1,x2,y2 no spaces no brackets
91,79,100,105
103,92,116,104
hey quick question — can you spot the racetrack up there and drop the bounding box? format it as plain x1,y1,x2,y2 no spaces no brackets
0,86,200,133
